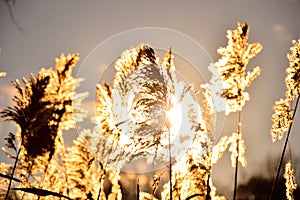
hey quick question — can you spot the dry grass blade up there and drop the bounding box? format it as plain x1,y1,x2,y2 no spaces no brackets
0,173,21,182
12,187,72,199
185,193,204,200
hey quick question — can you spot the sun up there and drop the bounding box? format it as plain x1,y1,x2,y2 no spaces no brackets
166,101,182,139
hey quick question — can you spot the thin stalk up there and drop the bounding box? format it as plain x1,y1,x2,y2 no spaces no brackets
233,110,241,200
137,178,140,200
206,173,211,200
97,165,105,200
269,94,300,200
5,148,20,200
167,46,173,200
168,127,172,200
288,141,292,162
96,176,103,200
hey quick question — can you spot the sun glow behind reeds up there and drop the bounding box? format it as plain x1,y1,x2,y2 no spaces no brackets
94,44,210,171
5,23,299,200
165,99,182,139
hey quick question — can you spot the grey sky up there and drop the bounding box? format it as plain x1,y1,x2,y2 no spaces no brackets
0,0,300,197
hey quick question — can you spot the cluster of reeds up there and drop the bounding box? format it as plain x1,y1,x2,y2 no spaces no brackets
0,23,299,200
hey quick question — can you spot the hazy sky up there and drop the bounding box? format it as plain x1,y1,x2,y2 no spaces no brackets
0,0,300,197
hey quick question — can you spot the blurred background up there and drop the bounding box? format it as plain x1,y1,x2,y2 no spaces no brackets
0,0,300,198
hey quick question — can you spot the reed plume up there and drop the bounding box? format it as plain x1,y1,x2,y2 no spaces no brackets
0,53,87,199
269,39,300,200
95,44,203,167
284,161,297,200
205,22,262,200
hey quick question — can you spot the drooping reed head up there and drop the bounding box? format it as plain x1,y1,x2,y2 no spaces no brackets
0,53,87,161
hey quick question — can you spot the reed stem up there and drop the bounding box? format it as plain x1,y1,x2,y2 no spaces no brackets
269,94,300,200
